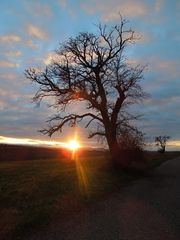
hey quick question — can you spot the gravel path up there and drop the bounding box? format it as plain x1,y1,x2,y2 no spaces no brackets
29,157,180,240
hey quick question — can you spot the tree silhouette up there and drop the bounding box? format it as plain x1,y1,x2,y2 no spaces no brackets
117,127,145,166
25,17,148,168
155,135,170,153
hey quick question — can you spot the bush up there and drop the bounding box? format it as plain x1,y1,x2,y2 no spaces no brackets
117,129,145,168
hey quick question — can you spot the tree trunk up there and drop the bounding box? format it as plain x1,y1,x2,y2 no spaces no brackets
160,146,165,154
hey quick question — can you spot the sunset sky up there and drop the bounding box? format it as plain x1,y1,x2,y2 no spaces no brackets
0,0,180,150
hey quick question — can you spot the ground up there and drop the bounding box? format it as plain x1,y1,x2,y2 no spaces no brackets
27,156,180,240
0,148,180,240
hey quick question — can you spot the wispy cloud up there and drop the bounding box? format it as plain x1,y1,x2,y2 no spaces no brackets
150,58,180,79
0,34,21,44
0,73,17,80
5,51,22,57
27,24,48,40
82,0,148,21
25,40,38,49
155,0,163,12
136,32,152,44
0,135,66,147
145,96,180,108
58,0,67,9
43,52,60,65
27,2,52,18
0,60,19,68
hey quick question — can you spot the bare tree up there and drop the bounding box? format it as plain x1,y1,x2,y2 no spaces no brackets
155,135,170,153
25,18,148,168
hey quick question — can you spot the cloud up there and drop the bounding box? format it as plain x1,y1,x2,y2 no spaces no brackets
28,2,52,18
43,52,60,65
0,73,17,80
150,58,180,80
155,0,163,12
145,96,180,108
136,32,152,44
25,40,38,49
0,34,21,44
168,140,180,148
135,57,180,92
58,0,67,9
0,34,39,50
57,0,77,18
43,52,55,65
27,24,48,40
82,0,148,21
154,59,178,71
5,51,22,57
0,60,19,68
43,51,74,66
0,135,66,148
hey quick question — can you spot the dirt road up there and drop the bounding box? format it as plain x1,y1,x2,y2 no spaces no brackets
29,157,180,240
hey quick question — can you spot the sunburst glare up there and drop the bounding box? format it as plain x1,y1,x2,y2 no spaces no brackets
67,139,81,151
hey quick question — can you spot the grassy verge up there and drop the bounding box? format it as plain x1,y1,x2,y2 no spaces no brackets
144,151,180,170
0,150,179,239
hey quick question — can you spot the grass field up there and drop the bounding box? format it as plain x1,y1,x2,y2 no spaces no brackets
0,147,179,240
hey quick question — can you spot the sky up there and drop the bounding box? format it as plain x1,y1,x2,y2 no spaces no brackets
0,0,180,150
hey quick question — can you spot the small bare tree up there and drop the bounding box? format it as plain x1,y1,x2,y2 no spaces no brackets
25,17,148,168
155,135,170,153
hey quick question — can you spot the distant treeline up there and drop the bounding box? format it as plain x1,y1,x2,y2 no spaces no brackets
0,144,108,161
0,144,61,161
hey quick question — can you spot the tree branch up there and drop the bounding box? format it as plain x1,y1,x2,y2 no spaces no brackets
88,131,106,139
40,113,103,136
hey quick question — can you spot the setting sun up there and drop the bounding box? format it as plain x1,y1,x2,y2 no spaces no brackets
67,140,81,150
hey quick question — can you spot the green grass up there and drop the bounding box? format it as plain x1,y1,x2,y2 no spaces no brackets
0,150,179,239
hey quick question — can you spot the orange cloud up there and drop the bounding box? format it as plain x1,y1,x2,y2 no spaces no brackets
5,51,22,57
27,24,48,40
105,2,147,21
0,34,21,43
135,32,152,44
0,60,18,68
152,59,180,79
43,52,61,65
168,140,180,148
145,96,180,107
155,60,178,70
0,73,17,80
82,0,148,21
0,135,66,147
26,40,38,49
